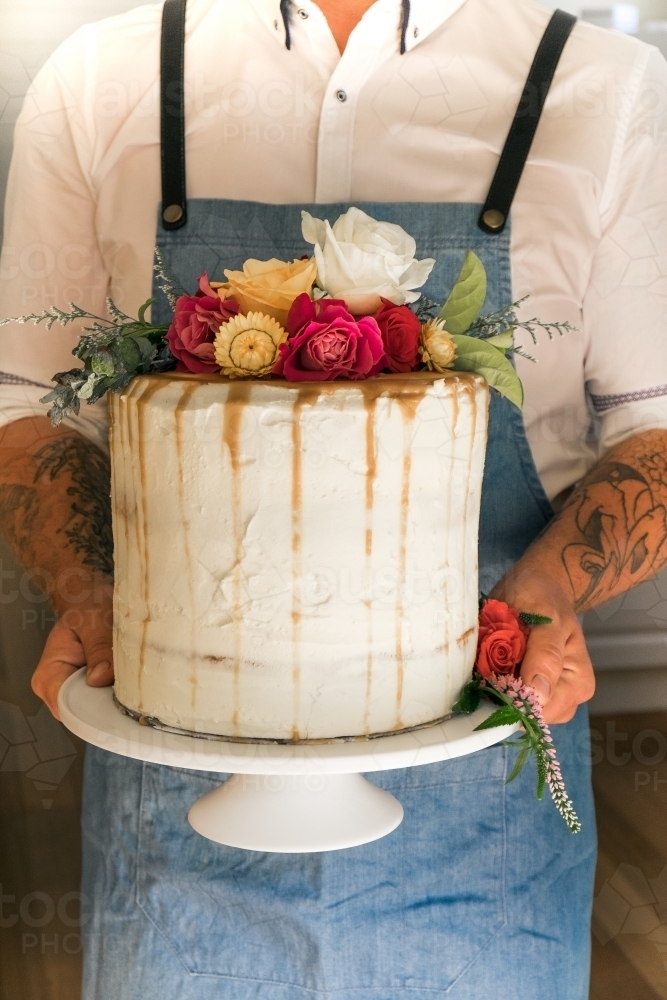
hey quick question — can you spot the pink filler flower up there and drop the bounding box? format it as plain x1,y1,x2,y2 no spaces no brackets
273,294,386,381
167,274,239,374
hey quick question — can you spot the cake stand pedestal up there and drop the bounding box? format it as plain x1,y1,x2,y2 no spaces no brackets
58,669,517,853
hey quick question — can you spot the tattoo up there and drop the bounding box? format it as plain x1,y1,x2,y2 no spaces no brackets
562,455,667,612
33,436,113,577
0,483,39,564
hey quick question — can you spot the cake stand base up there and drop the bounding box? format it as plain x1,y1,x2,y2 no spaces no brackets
58,670,518,853
188,773,404,852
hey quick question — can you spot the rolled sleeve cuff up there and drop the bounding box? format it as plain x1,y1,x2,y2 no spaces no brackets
0,382,109,454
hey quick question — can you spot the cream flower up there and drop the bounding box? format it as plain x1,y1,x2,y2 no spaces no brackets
216,257,317,326
302,207,435,315
214,312,287,379
420,319,457,372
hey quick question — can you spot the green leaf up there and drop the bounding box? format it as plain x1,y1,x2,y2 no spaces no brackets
116,338,142,369
134,336,156,365
452,682,482,715
519,612,554,627
506,744,531,785
437,250,487,334
450,335,524,408
77,373,100,400
474,705,522,732
91,351,115,378
484,329,514,351
138,298,154,325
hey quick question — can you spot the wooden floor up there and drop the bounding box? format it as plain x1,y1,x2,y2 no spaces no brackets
1,529,666,997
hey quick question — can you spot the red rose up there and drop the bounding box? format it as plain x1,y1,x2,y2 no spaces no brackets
475,600,529,679
374,299,422,373
273,294,386,382
166,274,239,374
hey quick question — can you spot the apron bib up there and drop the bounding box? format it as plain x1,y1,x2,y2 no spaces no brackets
81,9,596,999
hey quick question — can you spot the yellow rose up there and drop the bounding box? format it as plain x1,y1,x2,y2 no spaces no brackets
420,319,457,372
217,257,317,326
214,312,287,379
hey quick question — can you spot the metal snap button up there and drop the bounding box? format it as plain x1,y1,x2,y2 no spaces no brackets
297,8,309,18
163,204,184,224
336,89,347,103
482,208,505,231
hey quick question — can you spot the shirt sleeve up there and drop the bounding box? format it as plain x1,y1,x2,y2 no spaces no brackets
584,45,667,455
0,26,110,448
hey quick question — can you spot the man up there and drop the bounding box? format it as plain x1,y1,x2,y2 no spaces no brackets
0,0,666,996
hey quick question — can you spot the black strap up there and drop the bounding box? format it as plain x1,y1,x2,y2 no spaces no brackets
478,9,576,235
161,0,187,230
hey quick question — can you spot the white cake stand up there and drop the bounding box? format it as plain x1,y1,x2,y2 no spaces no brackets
58,669,518,853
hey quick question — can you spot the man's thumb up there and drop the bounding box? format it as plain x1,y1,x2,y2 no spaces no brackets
81,626,114,686
519,626,565,706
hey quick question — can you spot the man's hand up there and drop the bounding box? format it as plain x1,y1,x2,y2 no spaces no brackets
31,594,114,720
491,566,595,725
0,417,115,719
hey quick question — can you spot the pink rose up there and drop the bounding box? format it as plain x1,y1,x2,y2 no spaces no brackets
166,274,239,374
475,600,530,679
273,294,386,382
375,299,422,373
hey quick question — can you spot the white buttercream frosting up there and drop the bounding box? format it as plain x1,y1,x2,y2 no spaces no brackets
111,371,488,741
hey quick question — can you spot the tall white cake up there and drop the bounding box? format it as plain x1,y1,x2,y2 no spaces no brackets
110,371,488,741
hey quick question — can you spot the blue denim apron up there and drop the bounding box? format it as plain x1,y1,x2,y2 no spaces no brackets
81,9,595,1000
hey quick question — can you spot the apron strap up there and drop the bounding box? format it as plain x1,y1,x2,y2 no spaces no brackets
161,0,187,230
159,1,575,235
478,9,576,235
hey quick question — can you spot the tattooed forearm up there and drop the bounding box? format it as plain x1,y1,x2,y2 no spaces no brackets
33,436,113,578
516,429,667,614
0,483,39,565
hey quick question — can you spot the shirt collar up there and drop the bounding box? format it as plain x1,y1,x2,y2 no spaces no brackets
247,0,470,53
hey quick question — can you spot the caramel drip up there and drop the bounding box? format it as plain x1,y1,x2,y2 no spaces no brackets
290,386,321,740
363,395,377,732
133,379,166,709
395,394,418,729
442,383,460,667
291,397,304,740
174,381,200,709
222,383,251,733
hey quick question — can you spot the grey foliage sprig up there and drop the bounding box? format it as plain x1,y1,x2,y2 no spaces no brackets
467,297,576,345
0,250,185,425
0,294,175,426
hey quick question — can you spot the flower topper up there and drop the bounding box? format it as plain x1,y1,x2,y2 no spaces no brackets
0,207,573,425
453,599,581,834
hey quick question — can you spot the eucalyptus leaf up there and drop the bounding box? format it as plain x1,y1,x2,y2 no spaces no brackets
451,335,524,409
116,338,142,369
437,249,487,334
91,351,115,377
134,336,157,365
77,374,100,401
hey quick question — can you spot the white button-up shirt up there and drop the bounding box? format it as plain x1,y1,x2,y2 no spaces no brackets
1,0,666,500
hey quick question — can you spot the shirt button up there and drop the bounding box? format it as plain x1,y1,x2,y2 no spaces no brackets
336,89,347,103
297,8,309,18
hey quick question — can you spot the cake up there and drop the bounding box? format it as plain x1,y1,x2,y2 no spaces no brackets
110,369,488,742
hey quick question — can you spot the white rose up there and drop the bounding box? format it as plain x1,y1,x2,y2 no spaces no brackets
301,207,435,316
